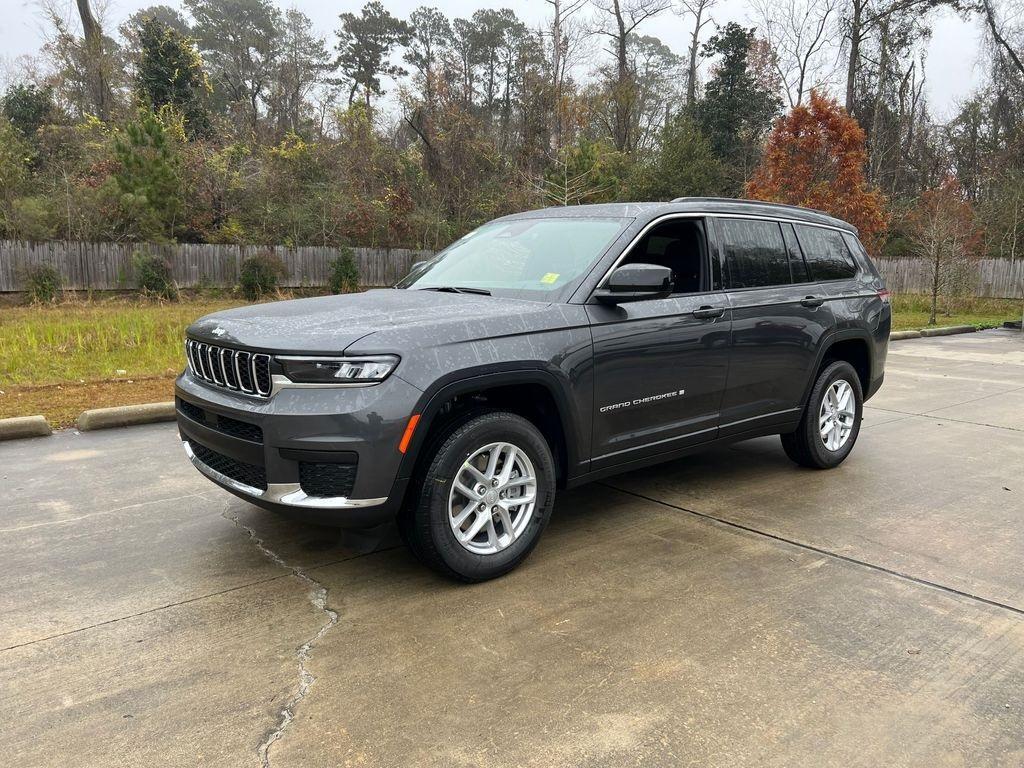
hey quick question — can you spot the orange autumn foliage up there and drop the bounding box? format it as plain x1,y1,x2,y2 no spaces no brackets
746,91,887,253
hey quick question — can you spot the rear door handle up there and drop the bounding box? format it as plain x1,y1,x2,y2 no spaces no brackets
692,305,726,319
800,296,824,308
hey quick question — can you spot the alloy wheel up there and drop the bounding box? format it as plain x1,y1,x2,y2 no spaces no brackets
818,379,856,451
448,442,538,555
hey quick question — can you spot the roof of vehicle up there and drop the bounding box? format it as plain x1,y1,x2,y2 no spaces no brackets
503,198,858,234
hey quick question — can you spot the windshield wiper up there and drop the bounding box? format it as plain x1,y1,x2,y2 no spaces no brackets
419,286,491,295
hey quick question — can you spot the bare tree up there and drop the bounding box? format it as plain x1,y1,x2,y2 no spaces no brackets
544,0,589,148
752,0,839,107
38,0,122,119
75,0,111,119
841,0,954,116
909,181,982,325
980,0,1024,78
591,0,672,151
675,0,717,108
525,158,616,205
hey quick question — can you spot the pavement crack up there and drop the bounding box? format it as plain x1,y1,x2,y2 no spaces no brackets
220,507,339,768
1,546,396,655
1,493,208,534
600,482,1024,619
864,405,1024,433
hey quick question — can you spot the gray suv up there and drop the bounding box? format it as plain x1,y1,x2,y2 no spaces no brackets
176,198,890,581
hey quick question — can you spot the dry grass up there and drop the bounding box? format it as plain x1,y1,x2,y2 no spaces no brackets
0,378,176,428
1,292,1022,427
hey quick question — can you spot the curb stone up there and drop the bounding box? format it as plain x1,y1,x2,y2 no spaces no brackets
76,402,176,432
0,415,52,441
919,325,978,338
891,325,979,341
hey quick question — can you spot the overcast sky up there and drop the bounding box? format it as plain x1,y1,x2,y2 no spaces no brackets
1,0,986,118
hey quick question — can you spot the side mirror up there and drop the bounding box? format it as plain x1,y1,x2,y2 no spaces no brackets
594,263,673,304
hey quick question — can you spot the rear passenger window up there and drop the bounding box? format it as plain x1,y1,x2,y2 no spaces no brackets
719,219,790,289
795,225,858,280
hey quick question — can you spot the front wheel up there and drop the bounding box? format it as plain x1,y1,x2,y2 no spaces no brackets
400,411,556,582
781,360,863,469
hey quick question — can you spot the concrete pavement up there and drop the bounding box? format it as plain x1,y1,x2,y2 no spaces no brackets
2,329,1022,767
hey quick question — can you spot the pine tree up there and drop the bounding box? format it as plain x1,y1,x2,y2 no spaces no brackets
113,110,184,241
134,17,212,138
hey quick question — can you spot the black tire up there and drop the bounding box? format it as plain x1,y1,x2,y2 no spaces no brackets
781,360,863,469
399,410,556,582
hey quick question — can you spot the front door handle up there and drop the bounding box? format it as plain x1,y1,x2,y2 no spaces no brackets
800,296,824,308
692,305,726,319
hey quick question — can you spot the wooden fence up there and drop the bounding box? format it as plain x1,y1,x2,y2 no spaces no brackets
874,257,1024,299
0,241,435,292
1,241,1022,298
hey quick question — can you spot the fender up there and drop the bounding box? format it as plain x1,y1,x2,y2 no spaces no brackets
395,364,588,482
800,328,874,407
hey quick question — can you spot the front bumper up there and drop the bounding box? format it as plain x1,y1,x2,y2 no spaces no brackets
175,370,421,526
182,441,388,509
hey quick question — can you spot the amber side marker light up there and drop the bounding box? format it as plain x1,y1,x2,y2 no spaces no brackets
399,414,421,454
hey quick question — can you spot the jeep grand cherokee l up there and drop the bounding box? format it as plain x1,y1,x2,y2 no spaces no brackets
176,198,890,581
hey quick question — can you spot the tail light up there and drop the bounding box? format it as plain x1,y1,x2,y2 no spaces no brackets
877,289,891,304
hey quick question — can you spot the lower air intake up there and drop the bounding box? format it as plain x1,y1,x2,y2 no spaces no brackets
299,462,357,499
190,440,268,491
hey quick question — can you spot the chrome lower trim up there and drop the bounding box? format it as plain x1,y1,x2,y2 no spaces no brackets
183,440,387,510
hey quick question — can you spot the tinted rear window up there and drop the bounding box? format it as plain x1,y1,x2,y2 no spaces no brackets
842,232,879,278
795,225,857,280
720,218,791,288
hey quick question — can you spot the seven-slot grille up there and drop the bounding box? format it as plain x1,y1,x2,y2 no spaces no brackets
185,339,273,397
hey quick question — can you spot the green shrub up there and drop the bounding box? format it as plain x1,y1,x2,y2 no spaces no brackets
327,247,360,294
8,196,59,241
133,249,178,299
22,263,62,303
239,251,287,300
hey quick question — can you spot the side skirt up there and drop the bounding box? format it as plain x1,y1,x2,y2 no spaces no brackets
563,419,801,490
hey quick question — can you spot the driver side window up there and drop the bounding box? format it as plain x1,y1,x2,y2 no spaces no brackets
619,218,708,295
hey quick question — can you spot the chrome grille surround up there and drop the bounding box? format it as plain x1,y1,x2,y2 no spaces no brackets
185,339,272,397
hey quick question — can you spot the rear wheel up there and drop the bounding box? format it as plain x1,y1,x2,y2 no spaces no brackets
781,360,863,469
400,410,556,582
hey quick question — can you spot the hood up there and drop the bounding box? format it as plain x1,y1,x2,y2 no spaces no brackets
187,289,558,354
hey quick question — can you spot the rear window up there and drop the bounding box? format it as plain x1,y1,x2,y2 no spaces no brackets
719,218,791,289
842,232,879,278
795,225,858,281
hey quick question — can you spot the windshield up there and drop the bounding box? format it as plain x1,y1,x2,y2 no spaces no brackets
398,217,628,301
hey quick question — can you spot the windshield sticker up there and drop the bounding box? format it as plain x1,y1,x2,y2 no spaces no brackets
541,272,560,284
599,389,685,413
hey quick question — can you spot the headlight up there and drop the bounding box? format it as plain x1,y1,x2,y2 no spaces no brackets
277,355,399,384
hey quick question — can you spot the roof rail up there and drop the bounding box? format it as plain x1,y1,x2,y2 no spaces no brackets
670,196,832,218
